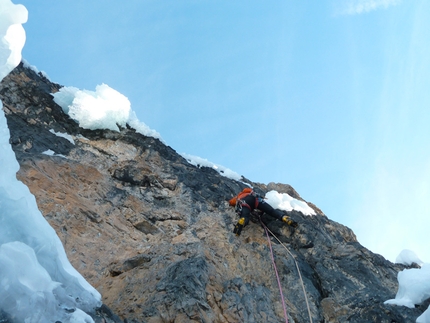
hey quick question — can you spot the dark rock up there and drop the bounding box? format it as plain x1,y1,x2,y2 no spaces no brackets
0,310,11,323
93,304,124,323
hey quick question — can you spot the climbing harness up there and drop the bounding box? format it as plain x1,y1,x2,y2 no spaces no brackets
259,216,313,323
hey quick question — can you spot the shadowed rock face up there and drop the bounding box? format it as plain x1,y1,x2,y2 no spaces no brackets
1,63,428,323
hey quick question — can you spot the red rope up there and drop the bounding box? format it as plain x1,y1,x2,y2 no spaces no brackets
261,220,289,323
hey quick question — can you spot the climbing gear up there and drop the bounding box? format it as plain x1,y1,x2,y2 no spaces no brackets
262,219,289,323
235,200,243,214
259,216,313,323
229,187,254,206
233,217,246,236
235,199,252,214
229,188,261,229
282,215,298,228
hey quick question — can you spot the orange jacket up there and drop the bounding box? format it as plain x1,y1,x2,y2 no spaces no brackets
229,188,254,207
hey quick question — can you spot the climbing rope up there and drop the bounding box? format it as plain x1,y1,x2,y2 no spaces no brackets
259,216,313,323
262,220,289,323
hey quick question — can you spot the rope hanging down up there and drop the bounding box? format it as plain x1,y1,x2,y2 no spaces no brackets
262,220,289,323
259,217,313,323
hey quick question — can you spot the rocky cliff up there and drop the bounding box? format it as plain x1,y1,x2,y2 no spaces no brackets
1,63,428,323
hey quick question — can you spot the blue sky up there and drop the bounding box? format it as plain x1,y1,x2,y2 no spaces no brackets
16,0,430,263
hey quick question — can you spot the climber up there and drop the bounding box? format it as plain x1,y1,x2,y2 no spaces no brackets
229,188,298,236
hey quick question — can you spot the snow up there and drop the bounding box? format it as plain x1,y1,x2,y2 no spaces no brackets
0,1,101,322
53,84,162,139
0,242,61,318
69,309,97,323
384,252,430,322
396,249,423,266
387,249,430,321
53,84,130,131
50,128,75,144
22,58,49,79
180,152,243,181
265,190,316,216
0,0,26,81
384,264,430,308
1,108,100,322
418,308,430,323
42,149,67,158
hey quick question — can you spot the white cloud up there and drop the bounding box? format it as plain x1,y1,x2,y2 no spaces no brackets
336,0,402,15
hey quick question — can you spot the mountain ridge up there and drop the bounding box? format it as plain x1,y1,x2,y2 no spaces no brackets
1,63,428,322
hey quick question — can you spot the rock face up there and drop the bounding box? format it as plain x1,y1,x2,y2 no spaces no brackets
1,63,428,323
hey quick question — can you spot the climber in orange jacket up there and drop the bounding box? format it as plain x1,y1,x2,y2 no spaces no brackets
229,188,298,236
